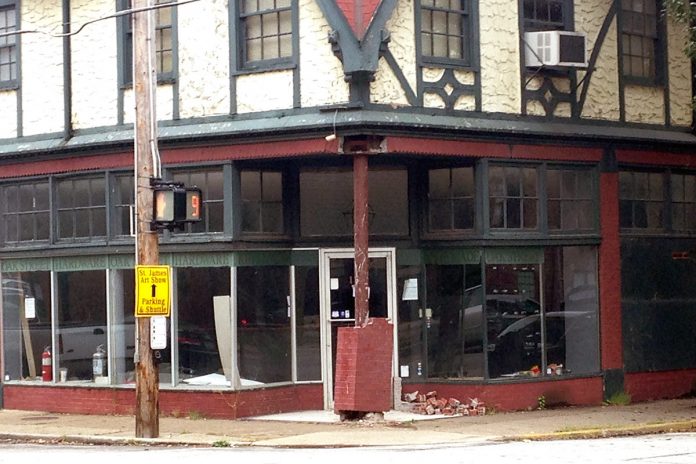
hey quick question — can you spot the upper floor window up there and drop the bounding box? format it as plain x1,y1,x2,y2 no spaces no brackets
171,168,224,234
0,1,17,88
239,0,294,69
620,0,660,82
522,0,570,31
427,167,475,233
241,170,283,235
547,167,595,232
120,0,175,86
619,170,664,230
489,165,539,230
419,0,473,66
56,177,106,240
0,180,50,244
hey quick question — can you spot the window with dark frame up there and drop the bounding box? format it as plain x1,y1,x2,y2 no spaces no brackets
113,174,135,237
0,2,17,87
120,0,174,85
0,180,50,244
620,0,659,81
241,170,283,234
619,171,664,230
56,177,107,240
171,168,224,234
427,167,475,232
240,0,293,68
419,0,472,65
522,0,568,31
489,165,539,230
670,173,696,233
547,168,595,231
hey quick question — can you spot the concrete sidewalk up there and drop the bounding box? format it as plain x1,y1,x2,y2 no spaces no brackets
0,398,694,448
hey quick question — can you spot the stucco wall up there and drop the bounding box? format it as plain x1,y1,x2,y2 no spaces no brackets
21,0,64,136
0,91,17,138
123,85,174,124
236,71,294,113
667,18,692,127
577,0,620,121
624,85,665,124
71,0,118,130
479,0,520,114
299,0,349,107
178,0,229,118
370,0,415,106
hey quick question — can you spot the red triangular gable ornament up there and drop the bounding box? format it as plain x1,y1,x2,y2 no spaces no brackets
335,0,382,38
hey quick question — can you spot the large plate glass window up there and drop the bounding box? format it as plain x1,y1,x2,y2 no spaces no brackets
2,271,51,381
57,271,107,381
177,267,230,385
236,265,291,384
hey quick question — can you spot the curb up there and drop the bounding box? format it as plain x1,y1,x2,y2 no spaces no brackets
507,420,696,442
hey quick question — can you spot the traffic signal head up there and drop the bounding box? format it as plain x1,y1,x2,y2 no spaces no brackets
152,184,202,230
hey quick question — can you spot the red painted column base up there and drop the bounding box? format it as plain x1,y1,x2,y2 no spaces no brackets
333,318,393,414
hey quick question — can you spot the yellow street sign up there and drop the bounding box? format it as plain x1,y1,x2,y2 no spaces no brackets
135,265,171,317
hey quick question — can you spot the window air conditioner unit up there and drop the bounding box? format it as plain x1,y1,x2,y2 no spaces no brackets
524,31,588,68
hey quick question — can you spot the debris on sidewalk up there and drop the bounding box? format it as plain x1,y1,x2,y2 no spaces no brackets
403,391,486,416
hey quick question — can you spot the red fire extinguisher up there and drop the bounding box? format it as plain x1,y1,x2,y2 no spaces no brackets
41,346,52,382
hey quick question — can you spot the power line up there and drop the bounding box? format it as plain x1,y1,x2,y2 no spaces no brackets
0,0,200,39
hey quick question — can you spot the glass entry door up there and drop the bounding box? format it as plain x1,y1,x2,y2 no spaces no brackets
319,249,396,409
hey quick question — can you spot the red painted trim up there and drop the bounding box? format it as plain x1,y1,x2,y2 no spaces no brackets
616,149,696,168
3,384,323,419
625,370,696,402
599,172,623,370
404,377,604,411
386,136,603,162
0,139,336,180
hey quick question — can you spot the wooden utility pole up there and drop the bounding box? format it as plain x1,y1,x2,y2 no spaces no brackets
133,0,160,438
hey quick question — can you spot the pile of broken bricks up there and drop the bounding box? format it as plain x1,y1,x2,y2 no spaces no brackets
403,391,487,416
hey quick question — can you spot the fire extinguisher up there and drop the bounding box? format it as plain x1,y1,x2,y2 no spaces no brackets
41,346,52,382
92,344,107,380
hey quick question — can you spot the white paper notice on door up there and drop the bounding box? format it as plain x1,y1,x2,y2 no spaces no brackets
330,278,339,290
24,297,36,319
402,278,418,301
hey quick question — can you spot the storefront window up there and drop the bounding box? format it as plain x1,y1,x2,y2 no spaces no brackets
1,181,50,244
172,168,225,234
2,272,51,381
111,269,136,384
543,247,599,375
489,166,538,230
428,167,475,232
237,266,291,384
241,170,284,235
177,267,230,385
486,263,541,378
57,271,107,381
425,264,484,379
397,264,424,380
294,265,321,381
56,177,106,240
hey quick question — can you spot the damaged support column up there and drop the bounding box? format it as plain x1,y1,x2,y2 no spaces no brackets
334,136,393,420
